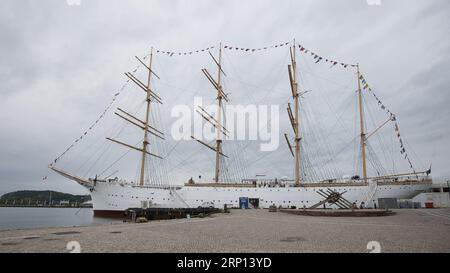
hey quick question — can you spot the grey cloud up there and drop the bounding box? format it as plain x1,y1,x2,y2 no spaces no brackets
0,0,449,195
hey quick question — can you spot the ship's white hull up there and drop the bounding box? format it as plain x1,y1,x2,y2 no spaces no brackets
89,180,432,216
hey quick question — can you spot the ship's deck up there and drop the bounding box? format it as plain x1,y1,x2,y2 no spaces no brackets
184,178,432,188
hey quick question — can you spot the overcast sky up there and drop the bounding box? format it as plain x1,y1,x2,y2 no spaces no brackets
0,0,449,195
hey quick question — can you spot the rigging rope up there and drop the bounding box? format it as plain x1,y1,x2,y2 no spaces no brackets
359,72,416,173
49,55,149,167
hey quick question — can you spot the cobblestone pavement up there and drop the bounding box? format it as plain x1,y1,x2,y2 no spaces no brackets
0,209,449,253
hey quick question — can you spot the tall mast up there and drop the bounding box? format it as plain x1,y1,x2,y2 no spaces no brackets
214,43,223,183
192,43,229,183
292,41,301,187
285,40,301,187
139,48,154,186
52,49,168,187
357,64,368,183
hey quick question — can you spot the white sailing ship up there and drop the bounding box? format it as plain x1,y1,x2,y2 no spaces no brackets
50,41,432,217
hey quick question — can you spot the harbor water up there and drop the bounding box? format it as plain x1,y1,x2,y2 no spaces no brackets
0,207,120,231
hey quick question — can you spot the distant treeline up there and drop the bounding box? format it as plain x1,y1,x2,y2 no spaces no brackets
0,190,91,207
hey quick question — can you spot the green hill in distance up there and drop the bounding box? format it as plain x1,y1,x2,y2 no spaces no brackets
0,190,91,205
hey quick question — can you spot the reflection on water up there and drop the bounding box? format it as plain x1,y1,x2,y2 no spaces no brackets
0,207,122,230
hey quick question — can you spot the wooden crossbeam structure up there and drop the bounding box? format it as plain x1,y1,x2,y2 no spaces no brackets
124,72,163,104
191,136,228,158
196,106,229,137
135,56,160,79
365,117,391,140
288,65,297,99
284,40,302,187
284,133,294,157
106,48,164,187
196,109,229,137
310,188,352,209
114,112,165,140
116,108,165,137
201,68,229,102
106,137,162,159
208,51,227,77
287,103,296,134
193,43,229,183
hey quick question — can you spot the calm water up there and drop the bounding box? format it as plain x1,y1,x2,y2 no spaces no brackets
0,207,121,230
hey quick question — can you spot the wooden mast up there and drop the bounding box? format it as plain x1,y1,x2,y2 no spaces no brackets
292,41,301,187
139,48,154,186
286,40,301,187
104,50,163,186
214,43,223,183
192,44,228,183
357,64,368,183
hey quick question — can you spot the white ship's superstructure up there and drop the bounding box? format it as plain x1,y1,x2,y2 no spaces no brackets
52,167,431,216
50,41,433,217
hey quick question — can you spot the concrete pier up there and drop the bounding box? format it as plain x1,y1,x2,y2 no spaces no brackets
0,209,449,253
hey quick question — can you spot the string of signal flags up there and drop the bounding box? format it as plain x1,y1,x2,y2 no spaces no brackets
359,73,416,173
153,40,357,69
48,54,150,168
47,40,369,175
